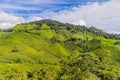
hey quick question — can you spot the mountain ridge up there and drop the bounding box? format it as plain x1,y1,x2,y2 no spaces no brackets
13,19,120,40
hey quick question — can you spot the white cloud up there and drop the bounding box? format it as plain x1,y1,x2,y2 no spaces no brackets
79,20,87,26
29,16,42,22
0,3,40,10
41,0,120,33
14,0,67,4
72,20,87,26
0,11,25,28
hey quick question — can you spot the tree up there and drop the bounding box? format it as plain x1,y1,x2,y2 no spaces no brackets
56,50,118,80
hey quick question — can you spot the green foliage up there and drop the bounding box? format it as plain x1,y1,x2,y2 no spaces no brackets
88,27,120,40
0,19,120,79
114,41,120,45
57,50,119,80
41,23,50,30
13,23,37,31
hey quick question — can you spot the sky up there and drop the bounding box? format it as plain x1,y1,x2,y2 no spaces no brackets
0,0,120,33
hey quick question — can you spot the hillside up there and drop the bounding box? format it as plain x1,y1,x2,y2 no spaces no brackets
0,19,120,80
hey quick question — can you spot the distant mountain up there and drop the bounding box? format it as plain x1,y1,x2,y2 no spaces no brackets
0,19,120,79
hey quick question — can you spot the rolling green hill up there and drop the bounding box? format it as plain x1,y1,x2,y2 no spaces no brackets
0,19,120,80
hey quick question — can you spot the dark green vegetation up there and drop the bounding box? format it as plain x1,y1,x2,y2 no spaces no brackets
0,19,120,80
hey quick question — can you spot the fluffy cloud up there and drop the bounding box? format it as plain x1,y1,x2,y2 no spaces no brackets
0,11,25,28
72,20,87,26
42,0,120,33
29,16,42,22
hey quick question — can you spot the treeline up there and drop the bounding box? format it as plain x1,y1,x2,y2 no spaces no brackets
88,27,120,40
1,19,120,40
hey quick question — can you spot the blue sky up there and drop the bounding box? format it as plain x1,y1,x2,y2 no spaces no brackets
0,0,109,18
0,0,120,33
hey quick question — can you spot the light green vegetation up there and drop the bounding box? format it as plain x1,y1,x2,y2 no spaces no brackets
0,19,120,79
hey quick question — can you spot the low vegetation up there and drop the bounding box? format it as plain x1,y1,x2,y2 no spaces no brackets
0,19,120,79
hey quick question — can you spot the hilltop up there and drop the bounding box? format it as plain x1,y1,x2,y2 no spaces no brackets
0,19,120,79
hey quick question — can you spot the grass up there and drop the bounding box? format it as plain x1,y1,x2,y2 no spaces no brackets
0,22,120,79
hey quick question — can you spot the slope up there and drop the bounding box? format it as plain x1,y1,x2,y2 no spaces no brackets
0,19,120,79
